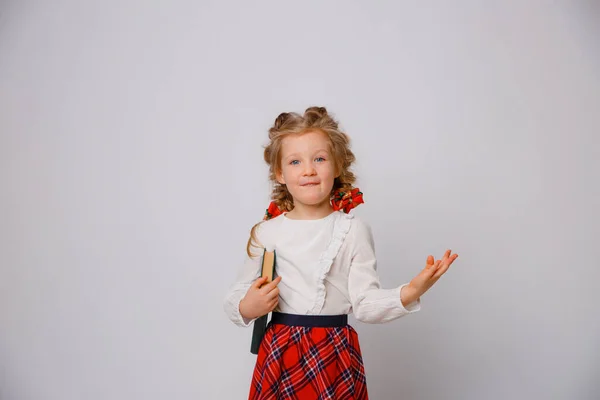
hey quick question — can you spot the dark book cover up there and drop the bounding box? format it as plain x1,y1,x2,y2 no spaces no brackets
250,249,276,355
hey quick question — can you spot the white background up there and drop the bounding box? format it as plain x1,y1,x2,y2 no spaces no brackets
1,1,599,399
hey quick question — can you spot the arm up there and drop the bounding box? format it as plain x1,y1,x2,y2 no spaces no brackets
224,220,284,328
347,219,420,324
223,253,262,327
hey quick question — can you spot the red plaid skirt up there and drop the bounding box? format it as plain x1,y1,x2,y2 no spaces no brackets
249,313,369,400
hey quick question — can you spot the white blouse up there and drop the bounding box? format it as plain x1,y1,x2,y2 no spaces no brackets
223,210,420,327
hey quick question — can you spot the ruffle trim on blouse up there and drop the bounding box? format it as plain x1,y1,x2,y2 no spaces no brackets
310,211,354,314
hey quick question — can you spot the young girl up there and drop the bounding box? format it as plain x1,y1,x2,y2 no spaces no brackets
224,106,458,400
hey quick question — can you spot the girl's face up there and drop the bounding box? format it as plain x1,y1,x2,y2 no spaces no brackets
276,130,338,213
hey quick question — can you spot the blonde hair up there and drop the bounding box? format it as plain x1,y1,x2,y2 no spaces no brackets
246,106,358,257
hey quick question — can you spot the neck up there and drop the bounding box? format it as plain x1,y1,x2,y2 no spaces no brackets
285,200,334,220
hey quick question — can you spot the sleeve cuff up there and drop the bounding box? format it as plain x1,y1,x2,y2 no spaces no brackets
238,298,258,327
397,284,421,313
223,286,257,327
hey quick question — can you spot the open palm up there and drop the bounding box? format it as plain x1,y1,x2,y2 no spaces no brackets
409,249,458,296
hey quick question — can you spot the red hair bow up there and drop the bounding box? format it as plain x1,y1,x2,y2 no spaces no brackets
331,188,364,213
264,201,283,220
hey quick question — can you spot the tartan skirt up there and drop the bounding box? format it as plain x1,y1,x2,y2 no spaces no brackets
249,312,369,400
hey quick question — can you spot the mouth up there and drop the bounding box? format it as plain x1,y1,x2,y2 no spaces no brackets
301,182,320,187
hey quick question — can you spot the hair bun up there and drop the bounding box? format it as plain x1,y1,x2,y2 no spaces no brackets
273,112,291,129
303,106,328,123
269,112,302,137
304,106,340,130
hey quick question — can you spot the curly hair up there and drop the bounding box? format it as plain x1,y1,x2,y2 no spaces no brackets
247,106,358,257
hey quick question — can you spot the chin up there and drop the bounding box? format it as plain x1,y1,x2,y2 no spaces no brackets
300,196,331,207
290,187,332,206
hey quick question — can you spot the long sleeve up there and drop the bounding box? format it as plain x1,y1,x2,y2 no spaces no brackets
347,219,420,324
223,237,264,328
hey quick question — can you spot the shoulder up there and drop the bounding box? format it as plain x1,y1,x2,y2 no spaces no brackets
258,214,284,232
347,213,373,235
332,212,376,257
337,212,375,246
252,215,284,250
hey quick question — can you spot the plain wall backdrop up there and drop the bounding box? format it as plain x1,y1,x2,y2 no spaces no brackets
1,1,599,399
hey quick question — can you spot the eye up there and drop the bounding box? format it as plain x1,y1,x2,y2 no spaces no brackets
315,156,326,162
290,160,300,165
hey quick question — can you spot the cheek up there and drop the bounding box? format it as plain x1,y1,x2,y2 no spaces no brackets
281,167,297,182
317,168,335,187
320,164,335,179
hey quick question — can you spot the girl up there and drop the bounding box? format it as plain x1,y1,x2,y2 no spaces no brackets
223,106,458,400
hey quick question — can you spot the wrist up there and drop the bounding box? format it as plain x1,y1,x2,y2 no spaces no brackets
400,284,419,307
239,298,252,319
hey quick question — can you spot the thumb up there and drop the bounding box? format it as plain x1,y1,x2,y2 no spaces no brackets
425,255,435,268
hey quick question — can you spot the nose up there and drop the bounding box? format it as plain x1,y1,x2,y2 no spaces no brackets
303,163,316,176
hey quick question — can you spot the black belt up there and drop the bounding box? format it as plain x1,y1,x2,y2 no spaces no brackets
271,312,348,327
250,312,348,354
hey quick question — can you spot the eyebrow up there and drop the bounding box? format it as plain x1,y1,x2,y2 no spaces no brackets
283,149,330,160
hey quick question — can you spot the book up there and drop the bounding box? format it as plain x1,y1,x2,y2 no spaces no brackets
250,248,276,354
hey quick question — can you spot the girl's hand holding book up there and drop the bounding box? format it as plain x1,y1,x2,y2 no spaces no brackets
240,276,282,320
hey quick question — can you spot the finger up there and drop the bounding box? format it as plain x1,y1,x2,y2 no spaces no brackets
267,275,282,288
261,276,282,293
266,287,280,301
446,253,458,266
427,260,441,279
434,253,458,278
433,261,451,279
253,276,268,288
425,255,435,269
441,249,450,263
423,259,440,277
268,296,279,307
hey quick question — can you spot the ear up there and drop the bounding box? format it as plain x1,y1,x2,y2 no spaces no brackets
276,170,286,185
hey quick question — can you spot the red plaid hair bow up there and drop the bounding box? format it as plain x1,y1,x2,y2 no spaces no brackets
263,188,364,220
331,188,364,213
263,201,283,220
